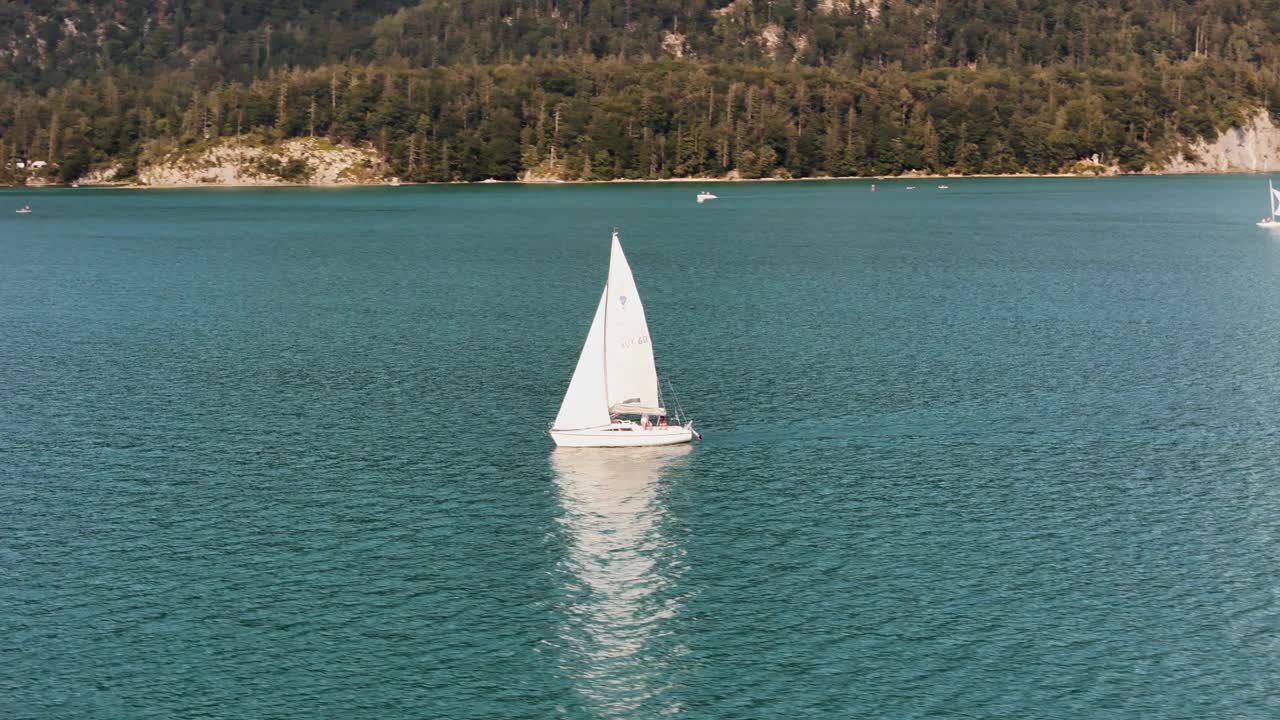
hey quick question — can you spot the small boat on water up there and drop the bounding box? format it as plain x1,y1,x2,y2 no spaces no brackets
696,191,717,203
15,205,30,214
905,186,916,190
549,230,699,448
1257,179,1280,228
937,184,950,189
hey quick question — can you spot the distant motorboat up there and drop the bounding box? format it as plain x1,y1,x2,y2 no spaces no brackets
15,205,30,214
696,191,717,203
937,184,950,189
905,186,916,190
1257,179,1280,228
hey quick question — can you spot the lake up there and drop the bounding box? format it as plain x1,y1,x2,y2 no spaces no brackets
3,177,1280,718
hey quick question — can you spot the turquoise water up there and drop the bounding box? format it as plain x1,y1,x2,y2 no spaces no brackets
4,178,1280,718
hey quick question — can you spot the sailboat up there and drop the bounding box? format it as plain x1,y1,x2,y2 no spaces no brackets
1257,179,1280,228
550,231,698,448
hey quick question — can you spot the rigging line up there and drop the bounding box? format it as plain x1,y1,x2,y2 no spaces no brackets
666,377,688,425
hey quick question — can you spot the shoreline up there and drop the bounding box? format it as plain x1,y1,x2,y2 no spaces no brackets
8,169,1275,190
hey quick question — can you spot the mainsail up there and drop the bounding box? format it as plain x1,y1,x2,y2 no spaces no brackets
1271,185,1280,216
552,232,664,430
603,234,663,416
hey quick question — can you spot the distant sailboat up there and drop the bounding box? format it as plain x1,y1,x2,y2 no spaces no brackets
550,231,698,448
1257,179,1280,228
14,205,30,214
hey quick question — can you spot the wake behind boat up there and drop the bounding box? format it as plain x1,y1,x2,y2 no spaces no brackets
549,231,698,448
1258,179,1280,228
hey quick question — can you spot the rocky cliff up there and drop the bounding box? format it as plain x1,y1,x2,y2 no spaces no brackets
1160,111,1280,173
137,138,386,187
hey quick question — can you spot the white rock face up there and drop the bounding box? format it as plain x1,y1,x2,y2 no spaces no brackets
758,23,783,55
138,138,382,186
78,163,121,185
1161,111,1280,173
661,31,686,59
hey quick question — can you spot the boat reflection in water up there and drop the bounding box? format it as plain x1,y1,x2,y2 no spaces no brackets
551,445,692,717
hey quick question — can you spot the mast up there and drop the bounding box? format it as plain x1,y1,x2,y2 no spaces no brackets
602,231,614,419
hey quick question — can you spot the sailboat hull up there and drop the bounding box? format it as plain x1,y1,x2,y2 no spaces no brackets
550,424,695,448
1258,220,1280,228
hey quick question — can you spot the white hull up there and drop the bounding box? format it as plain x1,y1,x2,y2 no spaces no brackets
1258,220,1280,228
551,422,694,448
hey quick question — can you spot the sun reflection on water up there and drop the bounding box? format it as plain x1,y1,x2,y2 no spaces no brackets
551,446,692,717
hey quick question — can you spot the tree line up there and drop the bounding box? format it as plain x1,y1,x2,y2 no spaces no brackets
0,0,1277,182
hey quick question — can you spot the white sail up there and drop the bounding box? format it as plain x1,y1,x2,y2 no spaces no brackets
553,288,611,430
1271,185,1280,215
604,233,664,416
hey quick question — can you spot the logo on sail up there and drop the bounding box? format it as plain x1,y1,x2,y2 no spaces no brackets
618,295,628,307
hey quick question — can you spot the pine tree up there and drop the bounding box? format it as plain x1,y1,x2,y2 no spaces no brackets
47,110,58,162
275,82,289,135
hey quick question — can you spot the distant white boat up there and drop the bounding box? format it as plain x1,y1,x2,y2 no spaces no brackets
905,186,916,190
1257,179,1280,228
549,230,698,448
388,178,401,186
696,191,717,203
937,184,949,189
15,205,30,214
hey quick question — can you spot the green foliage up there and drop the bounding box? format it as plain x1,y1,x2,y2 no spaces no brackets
255,157,312,182
1,1,1278,182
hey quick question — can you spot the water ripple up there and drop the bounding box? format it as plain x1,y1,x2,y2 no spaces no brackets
5,181,1280,718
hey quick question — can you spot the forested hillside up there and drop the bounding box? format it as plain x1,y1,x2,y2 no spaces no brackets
2,0,1278,182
